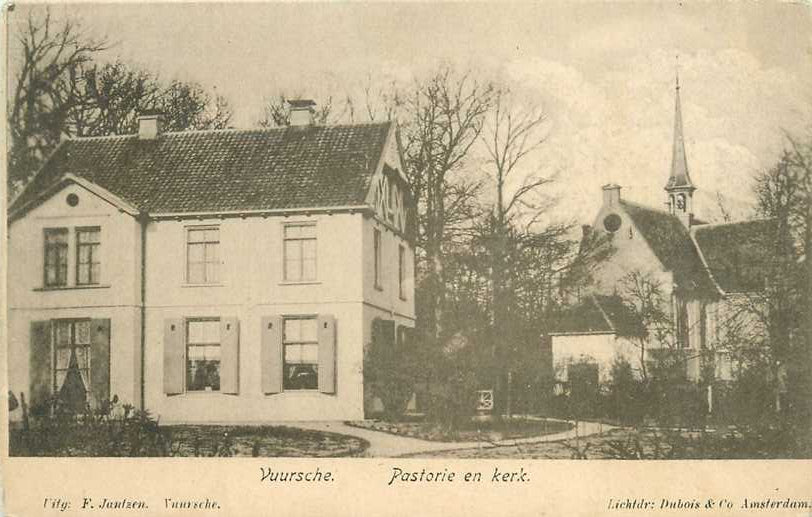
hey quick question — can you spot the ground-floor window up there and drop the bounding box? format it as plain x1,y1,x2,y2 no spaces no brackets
283,317,318,390
186,318,221,391
53,319,91,398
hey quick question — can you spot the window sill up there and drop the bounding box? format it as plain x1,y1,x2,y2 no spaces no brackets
279,280,322,286
399,295,407,301
181,283,226,288
34,284,111,292
374,285,384,292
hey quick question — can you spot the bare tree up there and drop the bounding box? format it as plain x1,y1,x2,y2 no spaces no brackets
7,8,107,193
476,88,552,414
618,271,674,382
399,64,495,343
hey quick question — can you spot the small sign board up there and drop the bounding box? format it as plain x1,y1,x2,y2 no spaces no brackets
476,389,494,412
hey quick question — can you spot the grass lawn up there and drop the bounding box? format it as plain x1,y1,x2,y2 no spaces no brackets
346,417,572,443
10,423,369,457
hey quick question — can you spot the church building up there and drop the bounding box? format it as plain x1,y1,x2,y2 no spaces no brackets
551,78,773,397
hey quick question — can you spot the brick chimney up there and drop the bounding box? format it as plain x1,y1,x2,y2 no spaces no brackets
288,99,316,127
138,112,164,140
602,183,621,207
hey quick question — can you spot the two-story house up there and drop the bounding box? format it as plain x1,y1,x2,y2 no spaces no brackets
7,103,415,422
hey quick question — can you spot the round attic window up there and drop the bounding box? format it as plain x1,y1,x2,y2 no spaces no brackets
603,213,622,232
66,193,79,207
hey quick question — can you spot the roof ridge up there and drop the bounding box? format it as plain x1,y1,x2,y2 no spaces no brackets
68,120,393,140
692,217,774,232
66,134,135,141
619,198,673,216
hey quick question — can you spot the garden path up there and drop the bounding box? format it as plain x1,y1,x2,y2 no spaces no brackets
292,419,613,457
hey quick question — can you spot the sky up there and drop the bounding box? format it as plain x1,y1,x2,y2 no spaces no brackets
7,2,812,225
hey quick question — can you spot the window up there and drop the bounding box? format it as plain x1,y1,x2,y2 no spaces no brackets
676,299,690,348
283,224,316,281
387,180,397,222
187,227,220,284
398,244,406,299
76,227,101,285
186,319,220,391
374,228,382,290
44,228,68,287
53,319,91,395
283,317,318,390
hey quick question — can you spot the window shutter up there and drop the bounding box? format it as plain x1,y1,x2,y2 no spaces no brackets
261,316,283,394
29,320,52,410
90,319,111,406
318,314,336,394
220,317,240,395
163,319,184,395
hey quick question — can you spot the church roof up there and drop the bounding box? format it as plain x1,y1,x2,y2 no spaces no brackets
619,200,717,295
692,219,777,294
10,122,393,219
550,294,644,337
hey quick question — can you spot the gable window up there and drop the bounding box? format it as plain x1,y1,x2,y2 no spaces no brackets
374,228,382,290
283,317,318,390
283,224,316,282
398,244,406,300
76,227,101,285
187,227,220,284
53,319,91,397
44,228,69,287
387,180,397,222
186,318,221,391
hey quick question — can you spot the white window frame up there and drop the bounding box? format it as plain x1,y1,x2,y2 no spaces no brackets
282,222,317,283
185,317,222,392
185,225,221,285
282,315,319,391
398,244,406,300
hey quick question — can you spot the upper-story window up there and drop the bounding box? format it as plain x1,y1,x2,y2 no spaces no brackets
44,228,69,287
398,244,406,300
374,228,383,290
283,223,316,282
76,227,101,285
387,180,397,223
186,226,220,284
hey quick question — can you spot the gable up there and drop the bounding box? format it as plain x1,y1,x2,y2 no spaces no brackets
365,125,410,234
618,201,717,296
10,177,137,225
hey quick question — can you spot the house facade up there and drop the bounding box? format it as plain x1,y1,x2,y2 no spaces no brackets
552,80,772,396
7,105,415,423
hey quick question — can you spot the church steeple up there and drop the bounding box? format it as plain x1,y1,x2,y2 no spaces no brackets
665,65,696,227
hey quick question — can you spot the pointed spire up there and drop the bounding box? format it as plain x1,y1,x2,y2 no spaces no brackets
666,58,694,191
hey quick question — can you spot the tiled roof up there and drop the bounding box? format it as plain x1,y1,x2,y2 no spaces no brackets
551,294,645,337
11,122,392,215
619,200,717,295
693,219,776,293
